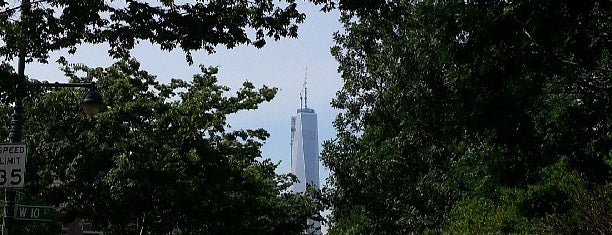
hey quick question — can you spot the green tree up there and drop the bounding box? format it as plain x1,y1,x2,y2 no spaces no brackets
0,0,332,112
0,0,313,63
1,58,320,234
323,0,611,233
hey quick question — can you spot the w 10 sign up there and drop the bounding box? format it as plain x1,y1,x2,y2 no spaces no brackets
0,143,26,188
15,205,55,221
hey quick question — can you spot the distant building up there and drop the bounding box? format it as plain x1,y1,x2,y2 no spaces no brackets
290,74,322,234
291,107,320,192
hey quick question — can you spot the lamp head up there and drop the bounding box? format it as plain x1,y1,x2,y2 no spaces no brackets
81,83,103,117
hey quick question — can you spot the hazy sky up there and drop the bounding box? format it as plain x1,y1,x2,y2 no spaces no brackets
22,2,342,183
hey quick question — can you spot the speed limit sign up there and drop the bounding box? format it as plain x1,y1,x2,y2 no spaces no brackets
0,143,26,188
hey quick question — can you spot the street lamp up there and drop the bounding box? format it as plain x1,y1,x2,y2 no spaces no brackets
1,0,105,233
2,80,103,235
2,2,104,233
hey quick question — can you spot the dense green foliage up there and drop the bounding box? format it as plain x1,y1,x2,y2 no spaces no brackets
0,59,320,234
0,0,314,63
323,0,611,233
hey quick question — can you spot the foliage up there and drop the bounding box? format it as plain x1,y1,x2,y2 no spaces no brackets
0,1,334,233
0,59,320,234
448,157,612,234
532,159,612,233
0,0,323,64
326,208,371,235
323,0,611,233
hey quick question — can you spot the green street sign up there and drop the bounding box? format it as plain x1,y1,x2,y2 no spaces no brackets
14,204,55,221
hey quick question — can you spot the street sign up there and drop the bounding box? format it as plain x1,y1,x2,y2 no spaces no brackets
15,204,55,221
0,143,26,188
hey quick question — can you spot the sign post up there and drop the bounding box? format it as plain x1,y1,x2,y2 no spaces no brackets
0,143,26,188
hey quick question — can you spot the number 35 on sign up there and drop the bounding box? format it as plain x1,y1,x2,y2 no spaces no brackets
0,143,26,188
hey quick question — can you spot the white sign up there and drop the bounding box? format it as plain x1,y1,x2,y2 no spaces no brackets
0,143,26,188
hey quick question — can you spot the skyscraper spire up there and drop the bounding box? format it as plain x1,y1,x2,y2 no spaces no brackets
304,66,308,109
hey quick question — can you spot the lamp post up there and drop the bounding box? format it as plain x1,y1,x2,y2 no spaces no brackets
3,0,103,233
2,80,103,234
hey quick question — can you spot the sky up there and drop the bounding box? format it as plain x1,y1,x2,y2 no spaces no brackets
21,2,343,187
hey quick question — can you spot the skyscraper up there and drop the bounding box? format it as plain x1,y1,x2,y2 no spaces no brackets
290,107,319,192
290,73,322,235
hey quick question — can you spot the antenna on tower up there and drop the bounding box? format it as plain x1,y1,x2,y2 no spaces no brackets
300,91,303,110
304,66,308,109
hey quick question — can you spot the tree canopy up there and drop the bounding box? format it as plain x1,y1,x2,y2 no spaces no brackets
0,59,321,234
0,0,318,64
0,1,335,233
323,0,611,233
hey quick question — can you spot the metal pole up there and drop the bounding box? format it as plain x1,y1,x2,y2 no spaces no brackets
36,82,94,88
3,0,29,234
2,41,24,235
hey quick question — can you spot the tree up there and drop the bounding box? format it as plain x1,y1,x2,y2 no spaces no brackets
0,0,328,118
0,1,329,233
323,0,611,233
0,58,321,234
0,0,316,64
